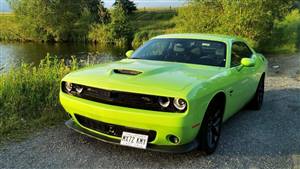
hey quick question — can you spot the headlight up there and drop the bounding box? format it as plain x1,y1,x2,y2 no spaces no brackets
173,98,187,111
75,85,83,94
65,82,73,93
158,97,170,108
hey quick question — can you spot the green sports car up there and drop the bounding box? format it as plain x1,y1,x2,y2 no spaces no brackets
60,34,268,154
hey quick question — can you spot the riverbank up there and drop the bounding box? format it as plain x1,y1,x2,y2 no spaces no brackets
0,8,177,46
0,42,127,72
1,8,300,54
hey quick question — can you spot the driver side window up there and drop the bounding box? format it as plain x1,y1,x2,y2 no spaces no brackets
231,42,253,67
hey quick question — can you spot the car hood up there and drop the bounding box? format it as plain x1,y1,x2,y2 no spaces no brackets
63,59,225,96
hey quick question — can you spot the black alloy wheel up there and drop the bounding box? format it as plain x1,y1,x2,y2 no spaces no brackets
198,99,223,155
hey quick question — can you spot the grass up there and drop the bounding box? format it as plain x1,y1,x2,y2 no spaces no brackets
0,55,79,143
128,8,177,48
129,8,176,31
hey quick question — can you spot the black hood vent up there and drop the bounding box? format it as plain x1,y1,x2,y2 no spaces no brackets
113,69,142,75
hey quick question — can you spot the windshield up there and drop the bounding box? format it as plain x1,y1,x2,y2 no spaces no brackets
132,38,227,67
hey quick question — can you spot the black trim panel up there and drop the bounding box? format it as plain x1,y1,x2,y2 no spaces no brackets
61,82,184,112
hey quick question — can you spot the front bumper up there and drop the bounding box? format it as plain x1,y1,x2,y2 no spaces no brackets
66,119,199,153
60,92,201,146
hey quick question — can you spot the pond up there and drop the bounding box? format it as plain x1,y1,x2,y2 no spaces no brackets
0,42,128,71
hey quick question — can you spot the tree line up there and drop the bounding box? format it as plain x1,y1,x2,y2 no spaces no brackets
6,0,300,52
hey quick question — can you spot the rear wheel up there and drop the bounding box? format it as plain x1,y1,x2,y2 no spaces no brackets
249,76,265,110
197,99,223,155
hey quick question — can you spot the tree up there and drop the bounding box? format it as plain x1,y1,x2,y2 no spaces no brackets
8,0,110,42
86,0,110,24
113,0,137,14
109,3,133,45
97,1,110,24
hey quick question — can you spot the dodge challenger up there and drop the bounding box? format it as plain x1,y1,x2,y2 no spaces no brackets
60,34,268,154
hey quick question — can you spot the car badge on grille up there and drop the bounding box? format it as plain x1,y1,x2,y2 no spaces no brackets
141,96,151,102
108,125,116,135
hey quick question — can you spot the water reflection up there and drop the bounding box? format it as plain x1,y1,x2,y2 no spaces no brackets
0,42,128,71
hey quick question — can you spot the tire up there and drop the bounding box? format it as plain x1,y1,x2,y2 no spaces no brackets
249,76,265,110
197,99,224,155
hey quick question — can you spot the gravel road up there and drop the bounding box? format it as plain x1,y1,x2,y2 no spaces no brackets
1,55,300,169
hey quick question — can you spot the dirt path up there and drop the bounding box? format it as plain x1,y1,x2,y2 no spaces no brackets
0,55,299,169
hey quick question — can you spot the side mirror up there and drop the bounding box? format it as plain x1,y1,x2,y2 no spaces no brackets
125,50,134,58
241,58,255,67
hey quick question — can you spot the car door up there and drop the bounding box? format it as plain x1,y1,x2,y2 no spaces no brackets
226,41,256,117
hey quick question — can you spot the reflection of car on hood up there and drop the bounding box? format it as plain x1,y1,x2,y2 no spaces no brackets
60,34,268,154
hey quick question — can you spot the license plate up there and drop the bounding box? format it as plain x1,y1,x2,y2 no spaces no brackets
120,132,148,149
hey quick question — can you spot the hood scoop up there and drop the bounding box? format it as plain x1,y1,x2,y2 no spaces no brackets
113,69,142,75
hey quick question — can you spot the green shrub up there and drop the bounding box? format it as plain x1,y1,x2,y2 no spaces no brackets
0,55,78,142
264,10,300,53
109,4,133,47
88,24,112,44
88,4,133,47
174,0,294,50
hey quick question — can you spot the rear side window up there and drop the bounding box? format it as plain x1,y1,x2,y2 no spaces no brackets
231,42,253,67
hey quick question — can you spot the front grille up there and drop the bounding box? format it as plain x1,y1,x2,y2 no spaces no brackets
62,82,179,112
75,114,157,142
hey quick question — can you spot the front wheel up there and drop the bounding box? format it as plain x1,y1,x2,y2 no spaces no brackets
197,100,223,155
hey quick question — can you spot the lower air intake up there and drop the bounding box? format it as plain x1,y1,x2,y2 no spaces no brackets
75,114,156,142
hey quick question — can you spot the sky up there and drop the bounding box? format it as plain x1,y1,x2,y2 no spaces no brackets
0,0,10,12
0,0,187,12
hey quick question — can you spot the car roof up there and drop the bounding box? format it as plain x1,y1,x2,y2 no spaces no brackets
152,33,243,43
